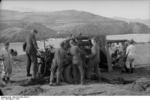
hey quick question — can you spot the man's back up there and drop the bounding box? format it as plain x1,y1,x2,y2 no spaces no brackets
55,48,67,59
54,48,69,64
70,46,81,57
70,45,83,64
126,44,136,57
25,32,37,54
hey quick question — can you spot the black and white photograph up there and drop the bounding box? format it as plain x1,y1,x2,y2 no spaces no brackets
0,0,150,96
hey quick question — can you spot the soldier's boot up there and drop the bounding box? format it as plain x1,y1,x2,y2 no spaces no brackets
32,57,38,79
72,65,79,84
26,54,32,77
131,61,135,73
49,75,55,86
56,76,61,86
130,68,134,73
2,77,7,84
81,75,85,85
96,74,101,82
56,67,63,85
0,89,4,96
125,67,130,73
129,63,133,74
49,70,55,86
81,80,85,85
86,63,92,80
95,65,101,81
49,61,57,86
27,74,32,77
79,65,85,85
49,76,55,86
49,82,54,86
86,69,91,80
6,77,10,82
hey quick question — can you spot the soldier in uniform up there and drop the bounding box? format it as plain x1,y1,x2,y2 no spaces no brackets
49,41,71,86
86,38,101,80
125,39,136,73
69,40,85,85
0,41,13,83
24,29,39,79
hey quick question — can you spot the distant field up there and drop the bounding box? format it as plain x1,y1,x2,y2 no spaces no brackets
0,38,65,55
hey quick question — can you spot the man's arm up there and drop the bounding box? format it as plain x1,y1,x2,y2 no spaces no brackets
23,42,27,52
126,46,129,55
32,34,38,50
87,47,97,59
0,49,4,61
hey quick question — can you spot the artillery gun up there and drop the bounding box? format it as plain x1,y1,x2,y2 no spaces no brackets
37,45,54,77
63,35,110,83
37,35,111,84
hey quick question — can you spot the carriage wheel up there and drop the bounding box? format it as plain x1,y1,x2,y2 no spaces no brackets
63,65,80,84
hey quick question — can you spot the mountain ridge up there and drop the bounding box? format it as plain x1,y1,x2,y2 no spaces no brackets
0,9,150,42
113,16,150,28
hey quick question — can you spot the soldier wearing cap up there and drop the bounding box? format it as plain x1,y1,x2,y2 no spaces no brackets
24,29,39,79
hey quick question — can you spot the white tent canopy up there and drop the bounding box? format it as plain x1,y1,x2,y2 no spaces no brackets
106,34,150,43
106,34,150,66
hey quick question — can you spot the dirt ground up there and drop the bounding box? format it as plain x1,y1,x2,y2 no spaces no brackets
1,55,150,96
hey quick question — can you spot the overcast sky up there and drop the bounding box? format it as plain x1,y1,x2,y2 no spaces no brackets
1,0,150,20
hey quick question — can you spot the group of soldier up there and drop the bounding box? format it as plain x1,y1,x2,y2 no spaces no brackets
0,27,136,88
0,28,136,95
109,39,136,73
23,29,101,85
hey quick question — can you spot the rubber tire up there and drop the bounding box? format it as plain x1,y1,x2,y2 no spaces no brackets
63,65,80,84
72,65,80,84
63,65,74,83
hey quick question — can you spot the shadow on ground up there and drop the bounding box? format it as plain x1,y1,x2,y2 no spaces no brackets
1,55,150,95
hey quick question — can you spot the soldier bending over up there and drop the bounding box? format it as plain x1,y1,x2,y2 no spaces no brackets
86,38,101,81
49,41,71,86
